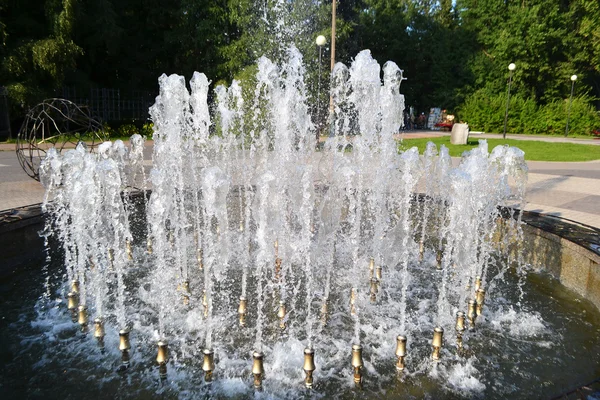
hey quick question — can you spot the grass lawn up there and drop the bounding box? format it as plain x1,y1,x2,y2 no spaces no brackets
399,136,600,162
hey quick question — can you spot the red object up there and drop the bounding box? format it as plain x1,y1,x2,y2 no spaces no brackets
434,122,454,131
592,129,600,137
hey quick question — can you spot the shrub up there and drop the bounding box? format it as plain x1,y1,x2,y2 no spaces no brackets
458,89,600,136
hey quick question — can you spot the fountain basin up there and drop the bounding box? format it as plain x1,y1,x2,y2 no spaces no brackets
1,204,599,399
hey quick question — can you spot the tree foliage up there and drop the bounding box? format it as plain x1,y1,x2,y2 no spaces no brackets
1,0,599,135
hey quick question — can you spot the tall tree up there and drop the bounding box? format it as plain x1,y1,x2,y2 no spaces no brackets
0,0,82,110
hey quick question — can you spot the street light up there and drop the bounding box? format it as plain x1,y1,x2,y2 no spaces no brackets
503,62,516,139
316,35,326,139
565,74,577,137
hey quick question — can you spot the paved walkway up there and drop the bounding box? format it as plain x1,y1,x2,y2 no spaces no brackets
1,135,599,230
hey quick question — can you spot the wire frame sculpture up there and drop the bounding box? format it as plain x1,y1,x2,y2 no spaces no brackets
16,98,109,181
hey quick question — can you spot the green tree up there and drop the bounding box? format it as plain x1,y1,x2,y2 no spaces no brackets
1,0,82,110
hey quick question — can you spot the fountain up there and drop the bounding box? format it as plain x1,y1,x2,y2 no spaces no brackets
2,46,599,399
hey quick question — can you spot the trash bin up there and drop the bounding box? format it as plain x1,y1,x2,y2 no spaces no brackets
450,123,469,145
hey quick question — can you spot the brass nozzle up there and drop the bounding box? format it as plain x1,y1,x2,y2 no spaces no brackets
351,344,364,384
395,335,407,370
369,278,379,303
375,266,382,281
455,311,466,332
467,300,477,327
71,280,80,294
126,238,133,260
352,344,364,385
119,329,131,366
474,276,482,292
156,340,168,364
147,237,153,254
238,296,247,327
77,305,88,328
432,327,444,361
456,311,466,349
475,289,486,316
67,292,79,311
277,302,286,330
436,249,443,270
182,280,190,306
202,348,215,382
350,288,357,316
303,347,316,387
119,329,131,351
94,317,105,340
108,248,115,267
369,258,375,279
252,351,264,388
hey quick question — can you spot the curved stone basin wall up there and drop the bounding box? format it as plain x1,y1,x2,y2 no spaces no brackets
518,220,600,311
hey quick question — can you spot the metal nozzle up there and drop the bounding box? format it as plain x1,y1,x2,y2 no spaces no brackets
147,237,153,254
303,347,316,387
375,266,382,281
107,248,115,268
455,311,466,332
119,329,131,351
369,258,375,278
202,348,215,382
468,300,477,327
77,305,88,329
475,289,486,316
126,238,133,260
94,317,105,341
436,249,443,270
277,302,286,330
369,278,379,303
395,335,407,371
474,276,482,292
119,329,131,366
274,258,282,281
252,351,264,388
156,340,168,365
352,344,364,384
67,292,79,311
432,327,444,361
71,280,80,294
456,311,466,349
182,280,190,306
238,296,247,327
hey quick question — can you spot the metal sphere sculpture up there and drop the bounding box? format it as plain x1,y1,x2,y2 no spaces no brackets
16,98,108,181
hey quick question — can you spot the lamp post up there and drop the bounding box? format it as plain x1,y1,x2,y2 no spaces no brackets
503,62,516,139
565,74,577,137
316,35,326,136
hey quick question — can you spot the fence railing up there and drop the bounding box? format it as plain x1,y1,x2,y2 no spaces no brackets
59,87,154,123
